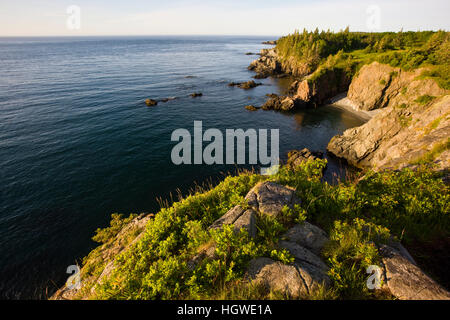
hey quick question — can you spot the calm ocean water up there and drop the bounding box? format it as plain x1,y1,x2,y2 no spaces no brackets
0,36,364,299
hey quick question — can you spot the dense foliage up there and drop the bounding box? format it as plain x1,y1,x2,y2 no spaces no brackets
77,160,449,300
276,29,450,89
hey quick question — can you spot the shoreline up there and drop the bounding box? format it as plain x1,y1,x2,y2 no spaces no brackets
327,92,379,121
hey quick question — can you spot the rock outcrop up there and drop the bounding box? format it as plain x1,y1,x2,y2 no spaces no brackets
348,62,446,111
145,99,158,106
380,245,450,300
326,60,449,170
327,94,450,169
260,94,297,111
245,105,259,111
245,181,300,218
228,80,262,89
248,49,283,79
286,148,324,168
209,205,257,238
247,222,330,298
290,68,351,107
51,213,153,300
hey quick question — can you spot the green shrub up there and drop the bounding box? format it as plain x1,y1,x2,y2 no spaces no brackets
78,159,448,300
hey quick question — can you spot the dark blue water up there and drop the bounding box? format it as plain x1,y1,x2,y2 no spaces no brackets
0,36,364,299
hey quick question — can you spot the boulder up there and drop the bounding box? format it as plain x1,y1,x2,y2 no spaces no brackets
209,205,257,238
245,105,259,111
261,94,297,111
281,222,328,255
145,99,158,106
247,253,329,298
245,181,300,218
380,245,450,300
247,258,304,298
229,80,262,89
160,97,177,103
234,209,257,238
279,241,328,273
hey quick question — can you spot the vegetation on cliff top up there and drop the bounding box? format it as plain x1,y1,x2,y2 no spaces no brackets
75,160,449,300
276,29,450,89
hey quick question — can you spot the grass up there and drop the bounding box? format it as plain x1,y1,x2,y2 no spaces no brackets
410,138,450,165
415,94,436,105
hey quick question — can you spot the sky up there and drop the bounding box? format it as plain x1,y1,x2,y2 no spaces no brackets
0,0,449,36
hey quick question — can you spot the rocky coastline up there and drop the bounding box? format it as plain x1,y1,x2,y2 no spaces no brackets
51,33,450,301
247,45,449,172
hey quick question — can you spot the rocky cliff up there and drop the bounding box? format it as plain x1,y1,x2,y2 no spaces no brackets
327,62,449,170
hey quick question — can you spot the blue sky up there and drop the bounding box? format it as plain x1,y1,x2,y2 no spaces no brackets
0,0,449,36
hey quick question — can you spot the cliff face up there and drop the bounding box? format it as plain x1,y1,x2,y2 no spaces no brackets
292,68,351,107
327,62,449,170
249,50,351,108
347,62,447,111
248,48,312,79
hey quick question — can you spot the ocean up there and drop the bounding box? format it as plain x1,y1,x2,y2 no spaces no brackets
0,36,365,299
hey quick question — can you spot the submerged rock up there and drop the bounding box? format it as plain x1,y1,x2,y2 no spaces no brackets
160,97,177,103
228,80,262,89
245,105,259,111
145,99,158,106
190,92,203,98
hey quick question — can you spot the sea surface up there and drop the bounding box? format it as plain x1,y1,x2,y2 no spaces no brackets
0,36,365,299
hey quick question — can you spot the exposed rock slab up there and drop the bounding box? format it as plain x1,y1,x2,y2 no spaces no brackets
279,241,328,273
247,249,329,298
348,62,447,111
51,214,153,300
328,95,450,169
247,258,304,298
287,148,324,169
380,245,450,300
282,222,328,255
209,205,257,238
245,181,300,218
